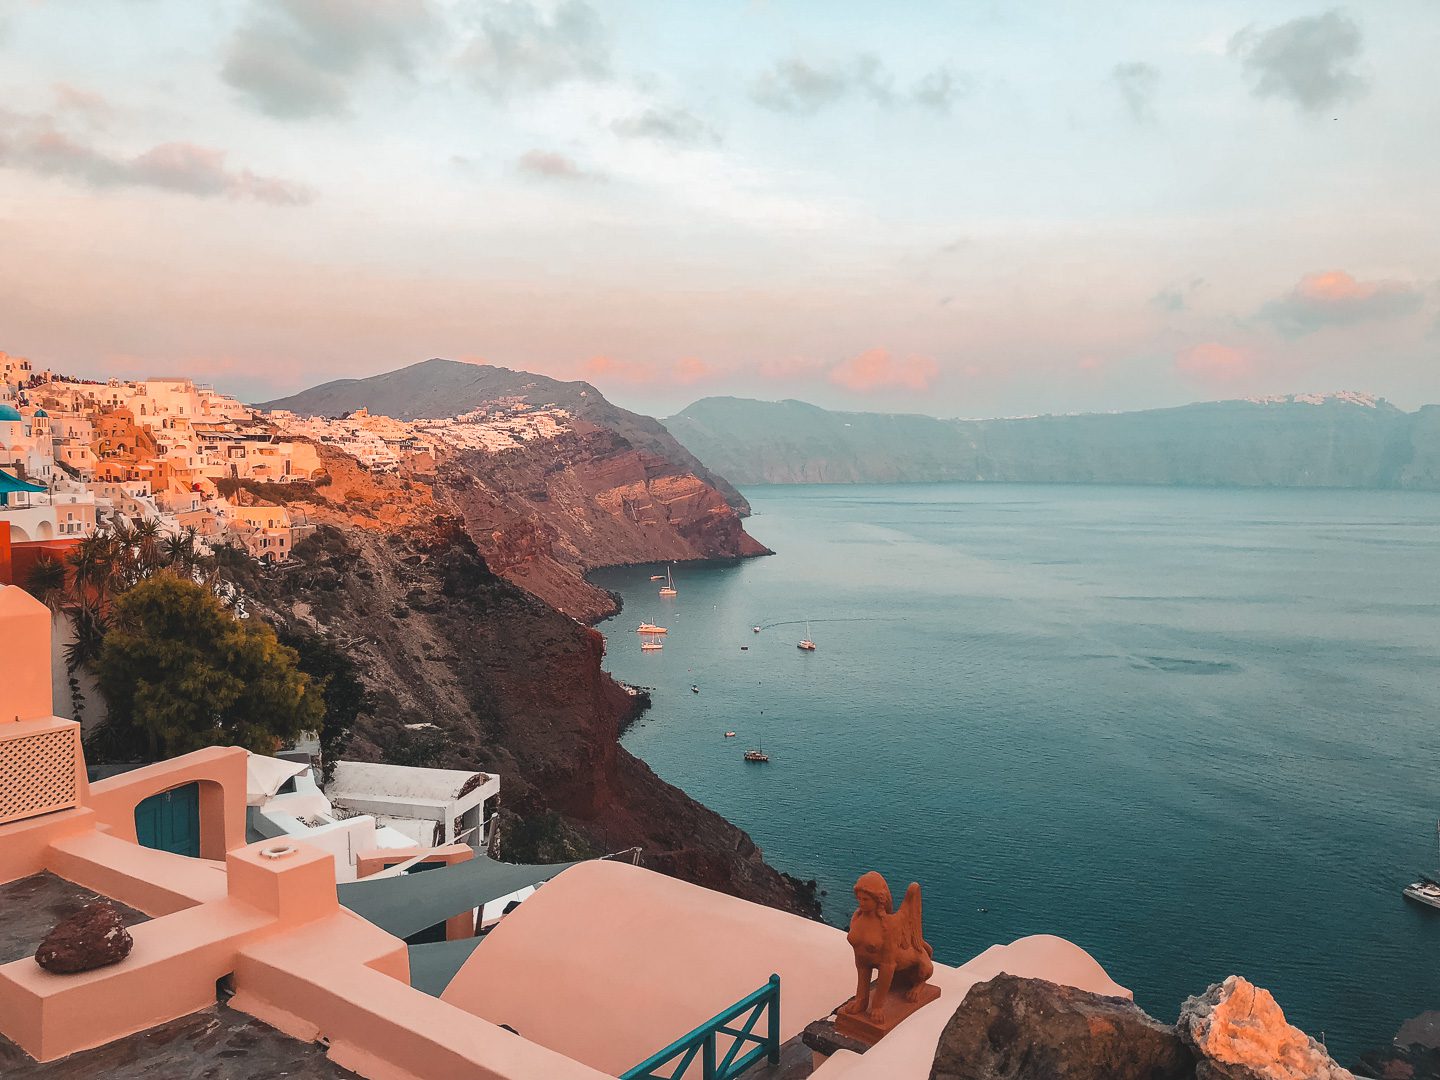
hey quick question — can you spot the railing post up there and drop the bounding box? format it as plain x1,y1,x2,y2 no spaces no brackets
766,974,780,1065
703,1029,717,1080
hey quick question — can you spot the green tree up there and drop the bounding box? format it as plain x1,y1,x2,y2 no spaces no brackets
278,628,370,782
96,574,323,758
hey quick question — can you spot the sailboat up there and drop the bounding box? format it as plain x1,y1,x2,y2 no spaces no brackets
744,737,769,763
797,621,816,651
640,631,664,652
659,566,677,597
1404,822,1440,910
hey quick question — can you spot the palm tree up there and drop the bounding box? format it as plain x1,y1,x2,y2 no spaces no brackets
63,601,109,675
132,518,163,574
161,526,199,576
25,558,68,614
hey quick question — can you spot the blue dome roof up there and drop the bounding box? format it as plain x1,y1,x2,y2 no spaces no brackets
33,408,47,418
0,404,21,421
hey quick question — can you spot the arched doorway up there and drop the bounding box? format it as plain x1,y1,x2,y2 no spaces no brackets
134,783,200,857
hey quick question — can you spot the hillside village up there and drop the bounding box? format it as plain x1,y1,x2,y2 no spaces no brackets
0,351,577,585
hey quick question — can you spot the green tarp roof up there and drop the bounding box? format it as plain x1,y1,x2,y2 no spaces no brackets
337,855,577,941
407,937,485,997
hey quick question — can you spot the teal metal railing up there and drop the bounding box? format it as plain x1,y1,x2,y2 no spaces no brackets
620,974,781,1080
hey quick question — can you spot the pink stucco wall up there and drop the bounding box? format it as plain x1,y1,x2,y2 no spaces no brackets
442,859,858,1077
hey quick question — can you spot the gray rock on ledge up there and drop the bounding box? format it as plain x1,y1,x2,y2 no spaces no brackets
929,973,1195,1080
928,973,1354,1080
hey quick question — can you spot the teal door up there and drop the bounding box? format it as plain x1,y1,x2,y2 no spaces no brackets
134,783,200,857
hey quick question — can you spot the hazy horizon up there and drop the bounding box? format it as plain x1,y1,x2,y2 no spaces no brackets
3,2,1437,417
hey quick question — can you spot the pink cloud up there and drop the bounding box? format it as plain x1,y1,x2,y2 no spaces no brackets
1260,270,1423,336
828,348,940,393
1174,342,1252,385
672,356,713,384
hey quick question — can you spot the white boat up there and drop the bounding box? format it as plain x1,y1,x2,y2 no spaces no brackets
635,623,668,634
1404,822,1440,910
640,641,663,651
659,567,677,597
752,626,761,633
1404,878,1440,910
797,621,816,651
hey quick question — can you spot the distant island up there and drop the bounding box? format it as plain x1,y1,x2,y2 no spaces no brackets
663,393,1440,490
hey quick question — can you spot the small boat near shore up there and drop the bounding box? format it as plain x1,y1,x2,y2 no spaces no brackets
649,575,665,581
1404,823,1440,910
635,623,667,634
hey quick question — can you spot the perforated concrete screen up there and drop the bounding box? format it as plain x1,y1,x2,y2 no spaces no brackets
0,724,80,825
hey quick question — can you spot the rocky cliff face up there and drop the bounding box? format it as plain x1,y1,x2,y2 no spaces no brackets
440,427,768,621
239,454,814,916
666,395,1440,490
258,357,750,514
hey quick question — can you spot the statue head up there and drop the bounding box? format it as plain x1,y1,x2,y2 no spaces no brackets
853,871,893,915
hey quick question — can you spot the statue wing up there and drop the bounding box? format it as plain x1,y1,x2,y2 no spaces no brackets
896,882,933,956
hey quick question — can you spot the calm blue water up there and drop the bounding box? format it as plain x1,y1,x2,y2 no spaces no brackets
592,483,1440,1061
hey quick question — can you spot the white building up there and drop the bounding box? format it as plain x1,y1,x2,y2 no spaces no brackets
326,760,499,849
246,755,501,883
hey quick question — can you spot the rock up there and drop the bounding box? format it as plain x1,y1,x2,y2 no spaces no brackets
1177,976,1353,1080
928,973,1195,1080
34,901,133,974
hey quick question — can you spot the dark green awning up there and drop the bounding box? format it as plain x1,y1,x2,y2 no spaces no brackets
407,937,485,997
337,855,576,940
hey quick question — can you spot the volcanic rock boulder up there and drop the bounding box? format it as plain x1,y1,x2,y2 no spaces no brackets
928,973,1195,1080
1177,976,1354,1080
34,901,133,974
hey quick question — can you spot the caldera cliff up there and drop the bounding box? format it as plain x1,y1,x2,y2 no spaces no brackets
234,447,815,916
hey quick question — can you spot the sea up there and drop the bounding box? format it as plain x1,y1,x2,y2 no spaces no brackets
591,483,1440,1062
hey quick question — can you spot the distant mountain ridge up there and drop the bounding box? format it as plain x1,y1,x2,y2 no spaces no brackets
259,358,749,513
662,394,1440,490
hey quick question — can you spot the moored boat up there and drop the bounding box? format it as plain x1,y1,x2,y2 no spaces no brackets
659,567,677,597
1404,823,1440,910
743,748,769,763
1404,877,1440,910
635,623,667,633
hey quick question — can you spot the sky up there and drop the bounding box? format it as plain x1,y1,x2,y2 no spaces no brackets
1,1,1437,418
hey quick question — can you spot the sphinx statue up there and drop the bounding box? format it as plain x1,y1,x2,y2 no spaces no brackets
838,871,937,1033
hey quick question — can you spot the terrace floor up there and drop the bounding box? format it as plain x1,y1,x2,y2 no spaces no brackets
0,871,149,966
0,872,356,1079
